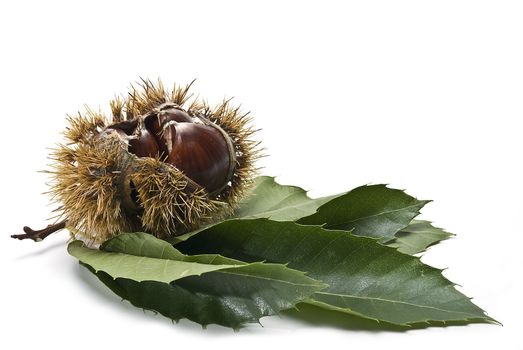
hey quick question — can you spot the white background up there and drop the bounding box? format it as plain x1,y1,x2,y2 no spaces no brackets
1,0,521,349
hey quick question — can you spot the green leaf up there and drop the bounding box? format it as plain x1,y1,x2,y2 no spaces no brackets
170,175,339,243
68,240,235,283
174,177,429,245
69,233,326,329
176,219,495,325
100,231,247,265
298,184,430,241
233,178,447,254
386,220,454,255
234,176,337,220
236,178,440,252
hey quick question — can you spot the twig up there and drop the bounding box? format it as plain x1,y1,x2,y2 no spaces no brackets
11,220,67,242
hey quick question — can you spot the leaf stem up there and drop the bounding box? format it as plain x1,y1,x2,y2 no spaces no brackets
11,220,67,242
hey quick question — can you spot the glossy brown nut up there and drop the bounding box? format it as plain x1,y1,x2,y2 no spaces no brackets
145,108,193,135
161,109,194,123
163,122,232,193
128,128,160,158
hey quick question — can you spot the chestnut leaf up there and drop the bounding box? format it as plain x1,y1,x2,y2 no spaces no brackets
68,240,236,283
233,176,338,220
174,176,442,254
68,233,326,329
387,220,454,255
175,219,496,326
296,184,430,242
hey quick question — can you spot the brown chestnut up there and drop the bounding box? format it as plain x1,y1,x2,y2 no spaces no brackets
161,121,234,194
114,105,236,195
128,128,160,158
144,108,193,136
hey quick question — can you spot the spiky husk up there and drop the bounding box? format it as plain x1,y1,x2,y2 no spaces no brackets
48,79,260,244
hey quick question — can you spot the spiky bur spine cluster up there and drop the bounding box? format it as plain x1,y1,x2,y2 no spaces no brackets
45,80,260,244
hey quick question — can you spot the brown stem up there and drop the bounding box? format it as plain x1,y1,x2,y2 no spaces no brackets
11,220,67,242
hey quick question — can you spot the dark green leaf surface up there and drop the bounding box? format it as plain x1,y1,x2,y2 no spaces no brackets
387,220,454,255
176,219,494,325
298,184,430,241
70,233,326,329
